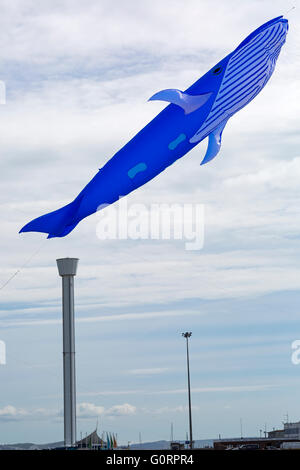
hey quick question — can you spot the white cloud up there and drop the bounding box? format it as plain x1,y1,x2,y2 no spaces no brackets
0,405,54,421
106,404,136,417
128,368,169,376
0,405,28,419
0,309,201,328
0,402,136,421
76,402,137,419
148,405,201,414
81,383,276,397
77,402,105,418
1,0,288,65
224,157,300,190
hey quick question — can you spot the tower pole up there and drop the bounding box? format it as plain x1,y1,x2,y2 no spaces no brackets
56,257,79,447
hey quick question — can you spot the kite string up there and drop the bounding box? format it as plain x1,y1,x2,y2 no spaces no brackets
285,6,295,15
0,239,46,291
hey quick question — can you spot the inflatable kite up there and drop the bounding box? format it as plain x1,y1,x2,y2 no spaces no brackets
20,16,288,238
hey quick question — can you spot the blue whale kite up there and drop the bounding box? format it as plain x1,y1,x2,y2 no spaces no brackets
20,16,288,238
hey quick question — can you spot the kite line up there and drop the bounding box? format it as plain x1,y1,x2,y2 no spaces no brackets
0,239,46,291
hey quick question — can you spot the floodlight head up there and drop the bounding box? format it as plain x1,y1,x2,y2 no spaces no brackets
182,332,192,338
56,258,79,276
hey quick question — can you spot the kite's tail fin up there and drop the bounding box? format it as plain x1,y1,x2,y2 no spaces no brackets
19,197,82,238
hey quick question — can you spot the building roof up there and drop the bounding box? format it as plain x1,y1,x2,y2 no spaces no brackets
76,430,103,446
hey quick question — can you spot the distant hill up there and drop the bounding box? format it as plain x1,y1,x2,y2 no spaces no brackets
0,438,214,451
0,441,63,450
130,439,214,450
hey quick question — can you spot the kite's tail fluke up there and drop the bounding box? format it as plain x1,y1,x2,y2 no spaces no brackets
19,197,82,238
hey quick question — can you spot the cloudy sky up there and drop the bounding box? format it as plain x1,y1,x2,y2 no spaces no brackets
1,0,300,445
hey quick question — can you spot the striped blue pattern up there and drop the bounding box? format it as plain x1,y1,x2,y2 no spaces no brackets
190,19,288,143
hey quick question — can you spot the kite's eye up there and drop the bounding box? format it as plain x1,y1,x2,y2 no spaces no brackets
213,66,222,75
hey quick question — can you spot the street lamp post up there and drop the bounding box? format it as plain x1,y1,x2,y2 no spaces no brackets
182,332,193,449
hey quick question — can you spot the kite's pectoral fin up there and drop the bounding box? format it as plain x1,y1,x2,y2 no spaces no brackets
200,120,228,165
148,89,212,114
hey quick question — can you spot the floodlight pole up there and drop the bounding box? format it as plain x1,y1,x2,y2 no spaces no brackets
182,332,193,449
56,257,79,447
